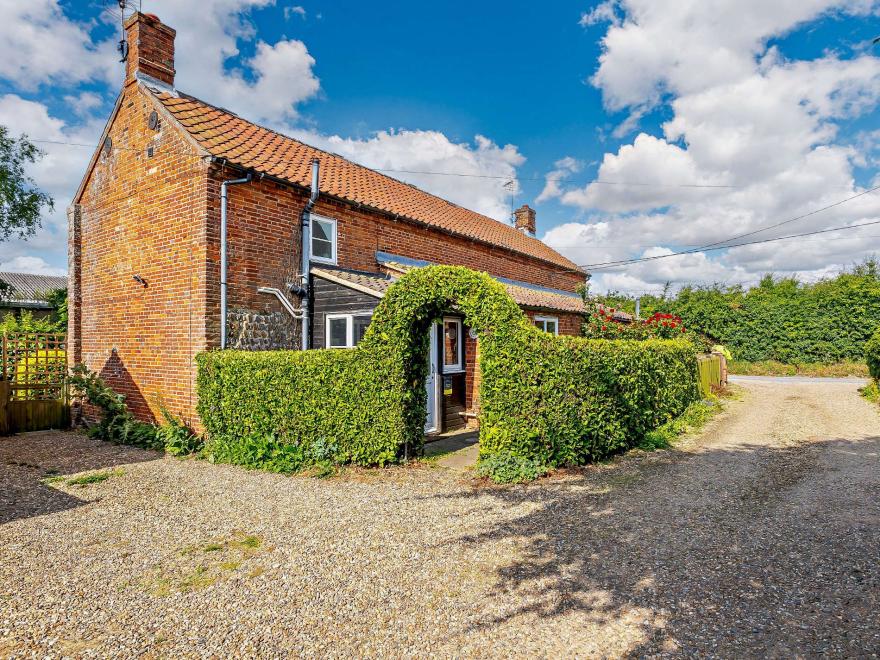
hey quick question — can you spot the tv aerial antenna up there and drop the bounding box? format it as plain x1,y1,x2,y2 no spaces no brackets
116,0,131,62
503,179,516,223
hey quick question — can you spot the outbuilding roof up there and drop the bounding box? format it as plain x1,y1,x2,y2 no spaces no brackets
0,272,67,307
149,87,581,274
311,253,592,315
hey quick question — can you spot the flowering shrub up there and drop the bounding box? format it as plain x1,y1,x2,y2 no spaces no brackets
584,309,690,341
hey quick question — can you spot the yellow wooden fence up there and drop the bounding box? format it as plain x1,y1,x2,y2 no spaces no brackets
0,333,69,433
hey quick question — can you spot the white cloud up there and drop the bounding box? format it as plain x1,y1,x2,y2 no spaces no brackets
0,256,65,276
589,0,871,112
292,128,525,221
542,0,880,293
0,95,104,275
536,157,582,203
143,0,320,123
284,5,307,19
0,0,117,90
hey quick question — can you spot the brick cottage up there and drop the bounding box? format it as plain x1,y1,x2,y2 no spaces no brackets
69,12,590,432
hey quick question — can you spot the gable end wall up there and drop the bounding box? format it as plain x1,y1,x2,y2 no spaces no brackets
72,83,211,426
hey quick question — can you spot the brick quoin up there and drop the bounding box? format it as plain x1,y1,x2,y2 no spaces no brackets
70,12,586,428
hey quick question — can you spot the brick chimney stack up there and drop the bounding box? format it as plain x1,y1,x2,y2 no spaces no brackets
124,13,176,87
514,204,536,236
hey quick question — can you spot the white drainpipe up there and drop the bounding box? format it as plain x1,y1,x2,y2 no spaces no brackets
220,173,252,349
299,159,320,351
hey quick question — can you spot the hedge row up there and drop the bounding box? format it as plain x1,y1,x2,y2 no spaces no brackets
196,265,700,468
658,266,880,363
196,347,408,466
866,326,880,382
478,333,699,466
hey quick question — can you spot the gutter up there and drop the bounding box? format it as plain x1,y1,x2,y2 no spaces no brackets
219,173,252,349
207,159,582,277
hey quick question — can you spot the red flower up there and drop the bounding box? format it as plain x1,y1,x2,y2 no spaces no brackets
680,326,686,333
601,325,607,331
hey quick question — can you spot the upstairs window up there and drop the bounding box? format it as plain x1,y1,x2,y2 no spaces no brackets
534,315,559,335
311,215,337,264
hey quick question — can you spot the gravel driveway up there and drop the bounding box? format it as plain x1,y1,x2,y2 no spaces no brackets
1,379,878,657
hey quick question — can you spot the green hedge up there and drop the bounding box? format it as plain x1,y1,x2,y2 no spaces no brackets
196,347,408,466
197,265,700,469
597,262,880,364
866,326,880,382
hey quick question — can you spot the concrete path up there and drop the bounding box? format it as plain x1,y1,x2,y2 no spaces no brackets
730,374,870,384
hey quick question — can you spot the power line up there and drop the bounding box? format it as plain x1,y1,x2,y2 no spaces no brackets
695,184,880,250
552,232,880,250
27,138,755,190
577,185,880,270
582,217,880,271
367,167,741,188
28,139,745,189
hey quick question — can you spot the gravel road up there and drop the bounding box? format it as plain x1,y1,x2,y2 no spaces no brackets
1,379,878,657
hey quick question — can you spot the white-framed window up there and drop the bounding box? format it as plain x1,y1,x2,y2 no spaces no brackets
534,315,559,335
442,317,464,373
310,214,337,264
326,312,373,348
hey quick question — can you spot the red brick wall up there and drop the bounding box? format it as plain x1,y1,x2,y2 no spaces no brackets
205,171,302,349
309,196,583,293
524,310,583,336
72,83,210,426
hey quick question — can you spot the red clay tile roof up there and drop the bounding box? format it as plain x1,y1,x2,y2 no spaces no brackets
150,87,581,273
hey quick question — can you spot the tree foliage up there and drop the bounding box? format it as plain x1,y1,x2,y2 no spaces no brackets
0,126,53,240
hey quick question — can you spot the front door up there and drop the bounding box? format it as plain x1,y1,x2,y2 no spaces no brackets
424,323,440,433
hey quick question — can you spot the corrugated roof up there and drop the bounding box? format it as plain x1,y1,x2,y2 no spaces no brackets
150,87,581,273
0,272,67,305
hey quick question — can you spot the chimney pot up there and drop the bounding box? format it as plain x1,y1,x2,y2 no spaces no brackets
514,204,536,236
123,12,176,87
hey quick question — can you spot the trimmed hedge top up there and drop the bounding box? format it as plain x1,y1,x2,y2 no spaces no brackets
197,265,700,469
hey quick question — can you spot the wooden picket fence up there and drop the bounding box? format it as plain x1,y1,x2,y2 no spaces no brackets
0,333,70,434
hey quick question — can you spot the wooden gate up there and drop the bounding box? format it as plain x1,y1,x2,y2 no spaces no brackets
0,333,70,434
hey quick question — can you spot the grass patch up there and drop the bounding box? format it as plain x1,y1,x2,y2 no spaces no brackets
729,360,869,378
860,380,880,404
638,394,727,451
43,468,125,488
179,565,217,591
146,533,266,597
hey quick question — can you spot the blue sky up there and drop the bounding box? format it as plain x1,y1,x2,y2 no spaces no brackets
0,1,878,293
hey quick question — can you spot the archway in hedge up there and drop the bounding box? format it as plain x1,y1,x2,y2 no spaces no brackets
357,265,533,454
197,264,697,472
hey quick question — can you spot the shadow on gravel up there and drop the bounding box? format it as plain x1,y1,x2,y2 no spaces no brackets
0,430,160,525
437,436,880,656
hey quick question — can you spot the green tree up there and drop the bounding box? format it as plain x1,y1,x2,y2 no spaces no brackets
44,288,67,331
0,126,53,240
